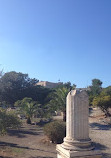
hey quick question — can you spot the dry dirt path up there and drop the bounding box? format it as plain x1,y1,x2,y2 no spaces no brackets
89,108,111,158
0,124,56,158
0,108,111,158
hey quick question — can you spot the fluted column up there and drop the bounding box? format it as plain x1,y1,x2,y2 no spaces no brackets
61,90,93,151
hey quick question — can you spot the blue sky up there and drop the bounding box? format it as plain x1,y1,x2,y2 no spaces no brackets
0,0,111,88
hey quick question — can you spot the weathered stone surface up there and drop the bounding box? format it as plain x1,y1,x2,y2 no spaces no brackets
62,90,92,151
56,90,102,158
57,144,102,158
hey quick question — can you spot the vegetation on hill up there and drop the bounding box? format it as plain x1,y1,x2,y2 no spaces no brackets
87,79,111,117
0,70,111,119
0,71,51,107
87,78,103,105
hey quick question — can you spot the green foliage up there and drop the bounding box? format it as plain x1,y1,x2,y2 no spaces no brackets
46,82,76,121
92,85,111,117
54,87,70,112
90,79,102,96
18,97,40,124
88,94,94,106
14,100,22,107
47,87,71,121
21,98,39,118
44,121,66,143
93,95,111,117
0,109,21,135
0,71,39,105
0,71,52,107
55,81,76,90
101,86,111,96
88,78,103,105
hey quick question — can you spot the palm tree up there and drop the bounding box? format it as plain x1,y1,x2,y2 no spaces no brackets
49,87,71,121
20,97,40,124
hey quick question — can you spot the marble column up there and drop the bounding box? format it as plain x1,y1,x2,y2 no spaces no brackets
56,90,102,158
62,90,92,151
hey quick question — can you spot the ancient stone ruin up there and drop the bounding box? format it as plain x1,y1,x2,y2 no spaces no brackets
56,90,102,158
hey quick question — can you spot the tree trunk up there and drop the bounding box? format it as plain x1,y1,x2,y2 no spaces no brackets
63,111,66,122
26,117,31,124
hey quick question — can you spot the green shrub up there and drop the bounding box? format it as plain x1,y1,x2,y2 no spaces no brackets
93,95,111,117
44,121,66,143
0,110,22,135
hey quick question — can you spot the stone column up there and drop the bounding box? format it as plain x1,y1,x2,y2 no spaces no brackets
56,90,102,158
62,90,92,151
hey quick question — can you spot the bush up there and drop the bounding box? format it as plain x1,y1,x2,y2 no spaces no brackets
44,121,66,143
0,110,22,135
93,95,111,117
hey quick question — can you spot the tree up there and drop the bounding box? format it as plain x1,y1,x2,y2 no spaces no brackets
90,79,102,96
101,86,111,96
88,79,103,105
48,86,72,121
93,95,111,117
0,71,52,108
15,97,40,124
92,86,111,117
0,69,3,78
0,109,21,135
56,81,76,90
47,82,76,121
0,71,39,105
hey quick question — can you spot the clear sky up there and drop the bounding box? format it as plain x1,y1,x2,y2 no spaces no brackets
0,0,111,88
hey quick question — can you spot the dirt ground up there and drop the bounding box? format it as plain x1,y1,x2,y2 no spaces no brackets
0,108,111,158
89,108,111,158
0,124,56,158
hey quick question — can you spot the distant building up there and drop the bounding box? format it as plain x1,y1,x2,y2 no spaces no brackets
76,87,91,91
36,81,63,89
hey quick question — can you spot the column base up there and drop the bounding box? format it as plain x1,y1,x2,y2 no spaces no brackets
61,137,93,151
56,144,102,158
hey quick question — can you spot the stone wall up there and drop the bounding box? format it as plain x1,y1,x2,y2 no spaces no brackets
36,81,63,88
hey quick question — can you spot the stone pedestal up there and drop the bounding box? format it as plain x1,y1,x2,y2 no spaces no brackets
57,144,101,158
56,90,102,158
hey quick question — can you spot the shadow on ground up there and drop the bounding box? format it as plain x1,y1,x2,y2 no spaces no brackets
92,142,108,150
0,156,12,158
0,141,34,150
92,142,111,158
0,141,56,154
30,157,54,158
90,122,111,130
7,127,42,138
36,120,51,127
89,107,93,115
102,153,111,158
